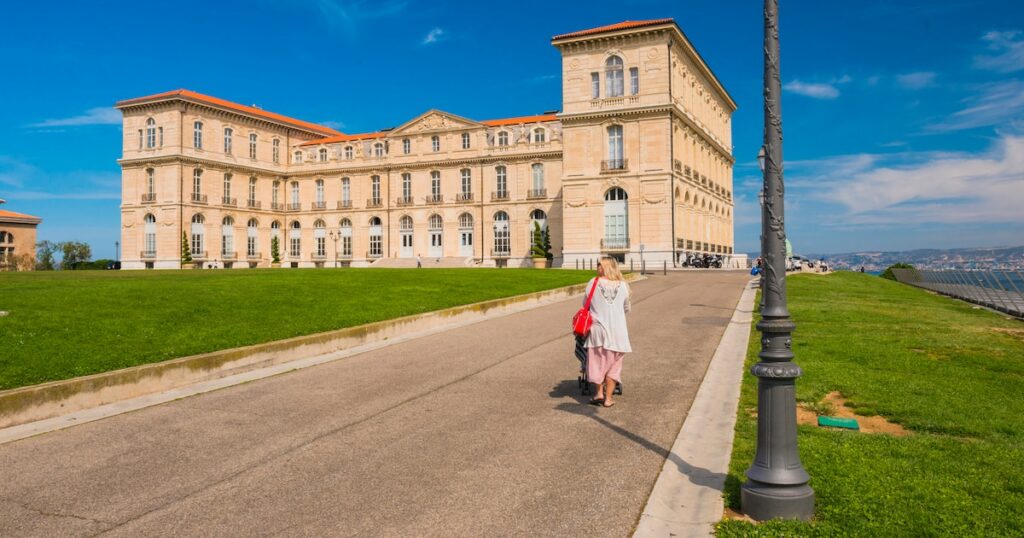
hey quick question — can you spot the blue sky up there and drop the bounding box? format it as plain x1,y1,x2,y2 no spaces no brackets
1,0,1023,259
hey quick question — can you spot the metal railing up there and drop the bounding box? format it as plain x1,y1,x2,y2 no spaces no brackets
222,251,237,260
247,251,261,259
395,197,414,207
601,159,628,172
190,250,208,259
892,268,1024,319
455,193,474,203
140,250,156,259
141,193,156,203
366,250,383,259
366,198,383,208
425,194,444,204
191,193,208,204
491,248,511,257
311,201,327,210
221,197,237,206
337,200,352,209
287,203,302,211
601,238,630,250
247,199,261,209
271,202,285,211
527,189,547,199
491,192,510,202
336,252,353,260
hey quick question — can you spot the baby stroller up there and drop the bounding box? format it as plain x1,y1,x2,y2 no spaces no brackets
575,335,622,396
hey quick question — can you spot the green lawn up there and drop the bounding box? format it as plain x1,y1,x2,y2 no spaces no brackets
0,268,592,390
719,272,1024,537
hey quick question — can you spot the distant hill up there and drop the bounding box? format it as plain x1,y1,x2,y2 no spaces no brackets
797,246,1024,271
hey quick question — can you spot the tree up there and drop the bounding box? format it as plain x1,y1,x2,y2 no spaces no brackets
530,221,552,260
880,263,914,281
35,240,57,270
59,241,92,270
181,231,192,263
542,226,553,260
271,235,281,264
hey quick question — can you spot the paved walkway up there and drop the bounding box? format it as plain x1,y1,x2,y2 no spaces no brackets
0,271,750,537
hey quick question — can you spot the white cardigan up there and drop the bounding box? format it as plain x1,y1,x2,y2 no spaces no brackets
583,277,632,353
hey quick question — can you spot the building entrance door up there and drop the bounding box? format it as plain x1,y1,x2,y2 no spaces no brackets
400,233,413,257
459,231,473,257
429,232,443,257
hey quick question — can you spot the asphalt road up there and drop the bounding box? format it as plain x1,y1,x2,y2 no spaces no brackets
0,271,750,537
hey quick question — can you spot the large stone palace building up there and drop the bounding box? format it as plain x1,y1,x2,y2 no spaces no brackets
117,19,737,270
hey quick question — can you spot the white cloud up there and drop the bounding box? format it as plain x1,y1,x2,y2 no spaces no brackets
422,27,445,45
305,0,409,32
927,79,1024,131
896,71,937,89
974,30,1024,72
27,107,121,128
800,134,1024,226
319,120,346,130
0,157,120,199
783,80,839,99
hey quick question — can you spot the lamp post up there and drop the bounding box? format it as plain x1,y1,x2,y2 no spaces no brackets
757,148,766,312
329,230,339,268
115,241,120,262
740,0,814,521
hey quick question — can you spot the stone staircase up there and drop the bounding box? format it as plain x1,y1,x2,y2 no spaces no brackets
369,256,482,268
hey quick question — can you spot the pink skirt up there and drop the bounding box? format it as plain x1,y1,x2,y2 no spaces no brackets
587,346,624,384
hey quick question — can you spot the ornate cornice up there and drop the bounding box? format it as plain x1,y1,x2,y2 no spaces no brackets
119,100,324,140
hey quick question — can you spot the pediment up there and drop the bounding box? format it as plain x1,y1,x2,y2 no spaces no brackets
390,109,482,135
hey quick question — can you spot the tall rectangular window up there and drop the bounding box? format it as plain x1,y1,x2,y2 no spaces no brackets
146,168,155,196
403,139,411,154
431,171,441,198
193,169,202,197
495,166,507,196
272,139,280,163
461,169,472,195
249,177,257,203
272,180,280,206
223,173,232,200
316,179,325,203
431,136,440,152
249,133,257,159
158,127,163,147
630,67,639,95
402,173,411,200
462,133,470,149
224,128,233,154
342,178,350,202
371,176,381,202
291,182,300,205
608,125,624,168
591,72,600,99
194,122,203,149
138,130,143,149
532,163,544,191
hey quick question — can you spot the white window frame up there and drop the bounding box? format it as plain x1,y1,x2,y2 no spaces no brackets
403,138,411,154
462,132,470,149
249,133,258,159
194,121,203,149
630,67,639,95
431,135,440,152
224,127,233,154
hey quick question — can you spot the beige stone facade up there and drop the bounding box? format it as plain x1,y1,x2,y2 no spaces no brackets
0,205,41,271
117,19,737,270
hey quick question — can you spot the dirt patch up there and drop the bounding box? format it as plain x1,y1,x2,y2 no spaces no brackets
993,327,1024,342
723,507,758,523
799,392,910,436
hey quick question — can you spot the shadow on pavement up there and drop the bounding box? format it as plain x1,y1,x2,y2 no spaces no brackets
551,392,727,491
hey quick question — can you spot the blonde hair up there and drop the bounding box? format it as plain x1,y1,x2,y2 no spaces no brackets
598,256,624,281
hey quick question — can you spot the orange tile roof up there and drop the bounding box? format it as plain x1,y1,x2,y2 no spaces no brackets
299,131,388,146
481,114,559,127
115,90,343,136
551,19,675,41
0,209,42,222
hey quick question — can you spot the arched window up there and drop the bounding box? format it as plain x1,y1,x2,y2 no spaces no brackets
344,146,353,159
339,217,352,257
604,187,628,249
605,55,624,97
246,218,258,257
289,220,301,258
462,132,471,149
368,216,383,257
373,142,385,157
493,211,510,255
428,214,443,230
293,151,303,164
145,118,156,149
314,219,327,257
250,133,258,159
193,121,203,149
319,148,328,162
403,138,411,154
532,128,546,144
458,213,473,229
143,213,156,256
497,131,509,146
431,135,440,152
190,214,205,255
223,127,233,154
495,165,508,198
399,215,413,231
222,216,235,256
531,163,545,194
428,214,443,256
607,125,624,169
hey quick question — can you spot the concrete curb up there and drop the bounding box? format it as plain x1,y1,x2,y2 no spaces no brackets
0,277,631,435
632,278,757,538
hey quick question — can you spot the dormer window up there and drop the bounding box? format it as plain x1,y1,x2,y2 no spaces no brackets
497,131,509,146
344,146,354,159
373,142,385,157
532,128,545,144
319,148,328,162
293,151,303,164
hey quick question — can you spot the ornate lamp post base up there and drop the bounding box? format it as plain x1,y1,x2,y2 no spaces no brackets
741,481,815,521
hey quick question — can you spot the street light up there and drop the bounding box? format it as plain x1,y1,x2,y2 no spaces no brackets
328,230,339,268
757,147,766,312
740,0,815,521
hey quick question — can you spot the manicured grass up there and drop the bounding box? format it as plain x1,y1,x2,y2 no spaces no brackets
0,268,592,390
718,272,1024,537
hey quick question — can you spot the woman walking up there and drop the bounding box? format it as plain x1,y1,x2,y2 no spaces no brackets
584,257,631,407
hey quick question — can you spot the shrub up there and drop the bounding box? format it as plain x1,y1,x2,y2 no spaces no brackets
880,262,914,280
